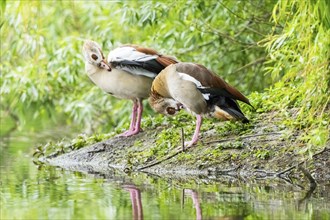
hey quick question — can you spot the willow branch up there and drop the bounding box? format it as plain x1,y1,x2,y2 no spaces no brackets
229,57,266,74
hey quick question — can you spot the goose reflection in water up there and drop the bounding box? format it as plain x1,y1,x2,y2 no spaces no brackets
183,189,246,220
123,185,143,220
122,186,246,220
183,189,202,220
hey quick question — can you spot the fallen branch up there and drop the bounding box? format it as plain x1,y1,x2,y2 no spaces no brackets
204,132,282,145
137,149,184,171
252,147,328,180
276,147,328,177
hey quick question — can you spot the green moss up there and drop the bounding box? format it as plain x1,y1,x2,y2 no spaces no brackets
253,149,271,160
33,133,114,159
216,141,245,150
214,120,254,137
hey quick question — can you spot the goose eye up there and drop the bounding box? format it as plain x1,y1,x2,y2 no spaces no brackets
166,107,176,115
91,54,98,60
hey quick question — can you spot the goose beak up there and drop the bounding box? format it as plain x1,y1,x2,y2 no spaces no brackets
177,103,184,111
100,60,111,71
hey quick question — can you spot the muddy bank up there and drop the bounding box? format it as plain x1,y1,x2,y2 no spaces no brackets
43,112,330,187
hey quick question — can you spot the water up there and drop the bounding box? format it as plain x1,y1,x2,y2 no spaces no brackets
1,122,330,219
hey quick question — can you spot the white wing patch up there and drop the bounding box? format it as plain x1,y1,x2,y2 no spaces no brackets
202,93,210,100
178,72,202,87
108,46,158,62
178,72,210,100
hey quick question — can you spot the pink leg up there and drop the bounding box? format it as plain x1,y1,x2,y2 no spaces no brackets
133,99,143,133
118,99,143,137
128,100,138,131
186,115,202,148
185,189,202,220
118,100,138,137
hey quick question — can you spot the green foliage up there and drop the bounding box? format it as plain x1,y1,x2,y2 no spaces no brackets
1,0,275,133
260,0,330,149
116,0,276,91
1,0,329,153
217,141,245,150
215,120,254,136
254,149,271,160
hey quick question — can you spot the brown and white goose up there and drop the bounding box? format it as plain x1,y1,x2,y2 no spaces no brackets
82,40,178,136
149,62,251,147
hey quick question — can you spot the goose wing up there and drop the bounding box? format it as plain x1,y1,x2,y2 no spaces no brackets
175,63,251,106
108,45,178,78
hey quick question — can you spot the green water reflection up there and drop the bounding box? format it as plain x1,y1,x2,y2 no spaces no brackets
1,121,330,219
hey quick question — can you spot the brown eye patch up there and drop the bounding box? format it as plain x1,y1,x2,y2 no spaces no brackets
91,54,98,60
166,107,176,115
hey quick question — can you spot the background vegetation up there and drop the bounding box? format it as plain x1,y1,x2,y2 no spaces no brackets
1,0,329,152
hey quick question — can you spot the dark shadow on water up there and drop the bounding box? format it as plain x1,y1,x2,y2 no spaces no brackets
298,183,317,212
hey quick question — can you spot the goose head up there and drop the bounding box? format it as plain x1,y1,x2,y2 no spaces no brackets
82,40,111,71
149,96,184,116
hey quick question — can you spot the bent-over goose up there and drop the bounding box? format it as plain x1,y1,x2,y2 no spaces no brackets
149,62,251,147
82,40,178,136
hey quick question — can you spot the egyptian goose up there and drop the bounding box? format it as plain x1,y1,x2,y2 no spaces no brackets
82,40,178,136
149,62,251,147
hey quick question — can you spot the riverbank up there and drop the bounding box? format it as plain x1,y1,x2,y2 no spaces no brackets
41,110,330,188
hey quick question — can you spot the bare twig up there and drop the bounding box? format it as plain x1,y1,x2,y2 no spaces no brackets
219,2,245,20
195,21,257,46
181,128,185,152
